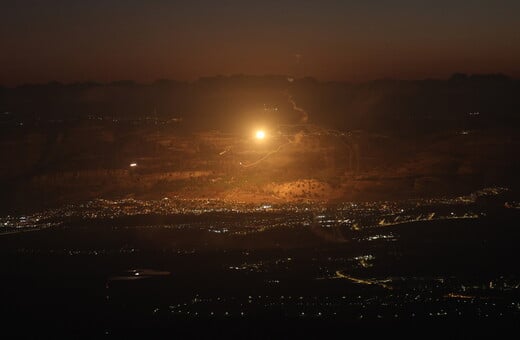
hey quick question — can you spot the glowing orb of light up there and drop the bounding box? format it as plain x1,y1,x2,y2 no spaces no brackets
255,130,266,140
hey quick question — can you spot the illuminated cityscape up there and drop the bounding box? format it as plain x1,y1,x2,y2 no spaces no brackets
2,0,520,336
2,186,520,333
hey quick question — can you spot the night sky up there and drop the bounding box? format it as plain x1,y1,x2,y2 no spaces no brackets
2,0,520,85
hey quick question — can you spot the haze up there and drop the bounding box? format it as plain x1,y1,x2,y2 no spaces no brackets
2,0,520,85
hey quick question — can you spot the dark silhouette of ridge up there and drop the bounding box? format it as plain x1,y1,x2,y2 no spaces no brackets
1,74,519,133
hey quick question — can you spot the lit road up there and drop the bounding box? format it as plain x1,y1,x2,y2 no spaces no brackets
335,270,392,289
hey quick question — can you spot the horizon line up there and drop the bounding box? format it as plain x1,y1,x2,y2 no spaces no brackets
1,72,517,88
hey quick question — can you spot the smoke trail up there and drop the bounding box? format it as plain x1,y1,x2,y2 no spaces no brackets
287,94,308,124
239,142,290,168
291,130,305,144
239,85,309,168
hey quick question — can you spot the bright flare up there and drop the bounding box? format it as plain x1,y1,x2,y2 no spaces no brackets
255,130,266,140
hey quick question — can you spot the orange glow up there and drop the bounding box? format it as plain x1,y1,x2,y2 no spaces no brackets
255,130,266,140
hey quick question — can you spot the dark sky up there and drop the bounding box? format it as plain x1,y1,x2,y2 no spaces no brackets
2,0,520,85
